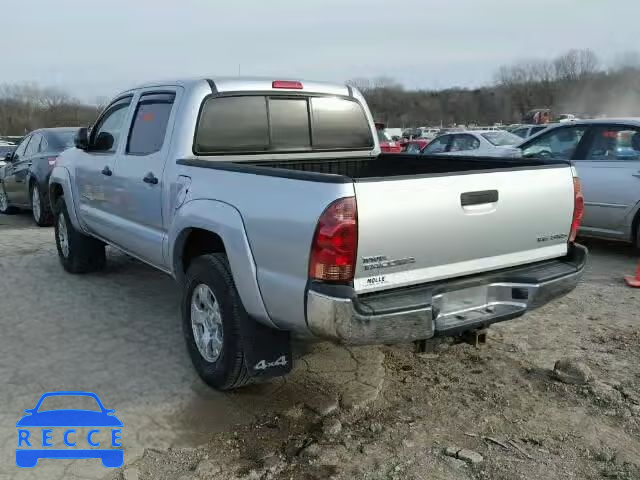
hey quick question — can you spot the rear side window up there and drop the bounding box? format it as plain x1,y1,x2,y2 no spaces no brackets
127,93,176,155
194,95,373,154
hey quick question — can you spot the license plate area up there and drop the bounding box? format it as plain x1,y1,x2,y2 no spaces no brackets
432,283,532,332
433,285,494,331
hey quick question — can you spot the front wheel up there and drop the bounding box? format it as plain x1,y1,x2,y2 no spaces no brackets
0,181,16,214
30,183,53,227
54,197,106,273
182,253,251,390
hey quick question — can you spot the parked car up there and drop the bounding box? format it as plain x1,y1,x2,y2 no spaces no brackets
420,130,522,157
375,123,402,153
403,138,431,153
517,119,640,247
511,124,550,139
0,142,16,167
0,128,77,225
49,77,586,391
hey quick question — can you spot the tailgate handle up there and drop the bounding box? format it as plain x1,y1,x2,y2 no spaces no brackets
461,190,498,206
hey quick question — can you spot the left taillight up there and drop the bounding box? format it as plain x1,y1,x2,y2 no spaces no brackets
309,197,358,283
47,156,58,166
569,168,584,243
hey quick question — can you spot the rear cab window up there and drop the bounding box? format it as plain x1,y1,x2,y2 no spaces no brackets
194,94,373,154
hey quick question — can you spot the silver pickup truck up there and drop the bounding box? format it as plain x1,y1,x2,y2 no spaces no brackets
49,77,587,390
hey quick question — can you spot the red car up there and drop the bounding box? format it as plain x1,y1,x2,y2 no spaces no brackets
375,123,402,153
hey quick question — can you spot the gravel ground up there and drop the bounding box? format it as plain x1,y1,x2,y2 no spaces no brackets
110,238,640,480
1,211,639,480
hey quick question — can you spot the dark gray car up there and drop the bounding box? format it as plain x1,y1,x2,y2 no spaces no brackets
0,128,77,226
519,119,640,247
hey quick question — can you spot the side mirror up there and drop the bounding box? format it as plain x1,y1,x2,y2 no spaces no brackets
94,132,114,151
75,127,89,150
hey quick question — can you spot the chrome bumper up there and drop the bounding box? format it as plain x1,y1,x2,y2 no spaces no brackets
306,244,587,345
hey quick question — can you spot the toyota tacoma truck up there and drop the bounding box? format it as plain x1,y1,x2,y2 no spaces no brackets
49,77,587,390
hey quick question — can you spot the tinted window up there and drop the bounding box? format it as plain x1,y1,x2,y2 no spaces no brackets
91,98,132,153
12,136,31,161
127,93,175,155
269,98,310,150
512,128,529,138
39,136,49,152
450,134,480,151
310,97,373,149
481,131,520,146
530,126,547,136
49,131,76,150
521,126,587,159
195,95,373,154
583,126,640,161
405,143,422,154
24,134,41,157
423,135,450,154
196,96,269,153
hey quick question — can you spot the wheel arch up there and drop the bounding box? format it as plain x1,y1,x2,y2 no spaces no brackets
48,167,84,232
170,199,276,328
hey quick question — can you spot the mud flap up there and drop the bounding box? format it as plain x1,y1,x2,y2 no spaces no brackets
239,316,292,378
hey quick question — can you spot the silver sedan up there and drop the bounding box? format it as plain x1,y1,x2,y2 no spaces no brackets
518,119,640,247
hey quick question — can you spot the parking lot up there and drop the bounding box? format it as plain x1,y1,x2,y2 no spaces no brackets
1,211,639,480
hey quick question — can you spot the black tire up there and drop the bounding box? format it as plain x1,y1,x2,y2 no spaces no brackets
182,253,251,391
54,197,106,273
30,182,53,227
0,181,17,214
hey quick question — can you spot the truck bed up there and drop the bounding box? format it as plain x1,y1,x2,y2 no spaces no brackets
178,154,575,294
245,154,568,180
179,154,568,183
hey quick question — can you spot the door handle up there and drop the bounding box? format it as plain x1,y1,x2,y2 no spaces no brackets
143,172,158,185
461,190,499,206
101,166,112,176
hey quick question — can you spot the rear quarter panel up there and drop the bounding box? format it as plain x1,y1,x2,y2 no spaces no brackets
169,166,354,333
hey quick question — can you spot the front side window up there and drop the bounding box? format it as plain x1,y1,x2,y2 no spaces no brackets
584,126,640,161
12,135,31,161
24,134,41,157
450,134,480,152
423,135,450,154
91,98,132,153
127,93,176,155
521,126,587,159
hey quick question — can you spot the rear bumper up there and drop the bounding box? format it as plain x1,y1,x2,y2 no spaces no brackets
306,243,587,345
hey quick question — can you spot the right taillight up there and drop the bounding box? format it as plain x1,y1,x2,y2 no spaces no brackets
309,197,357,283
570,172,584,243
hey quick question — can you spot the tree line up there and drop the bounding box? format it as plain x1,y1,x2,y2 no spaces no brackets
351,49,640,127
0,84,100,136
1,49,640,135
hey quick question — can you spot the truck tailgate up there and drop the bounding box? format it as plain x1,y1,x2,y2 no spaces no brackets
353,165,574,293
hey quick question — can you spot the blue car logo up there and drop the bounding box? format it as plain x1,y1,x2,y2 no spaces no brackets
16,391,123,468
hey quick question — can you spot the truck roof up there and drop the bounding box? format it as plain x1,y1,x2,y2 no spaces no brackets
126,77,351,97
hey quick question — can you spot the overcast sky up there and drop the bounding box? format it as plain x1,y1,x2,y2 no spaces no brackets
3,0,639,102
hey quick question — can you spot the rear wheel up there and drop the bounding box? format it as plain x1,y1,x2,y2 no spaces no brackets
30,182,53,227
54,197,106,273
0,181,16,214
182,253,251,390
